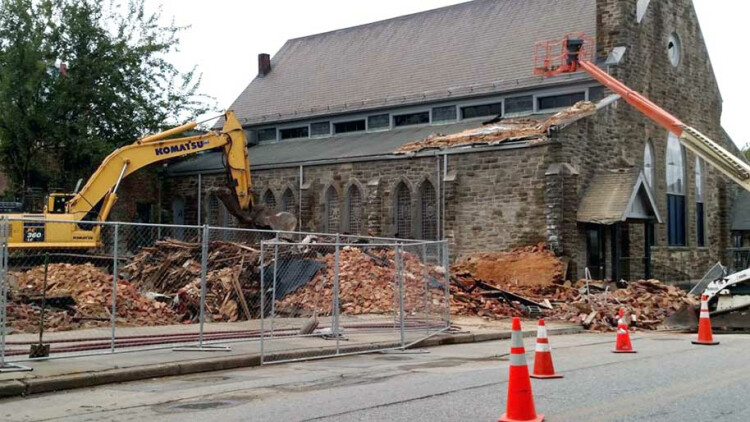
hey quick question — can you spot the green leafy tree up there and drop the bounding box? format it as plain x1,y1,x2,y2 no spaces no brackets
0,0,211,203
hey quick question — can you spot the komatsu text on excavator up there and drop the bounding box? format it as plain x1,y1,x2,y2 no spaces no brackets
2,111,294,250
534,34,750,329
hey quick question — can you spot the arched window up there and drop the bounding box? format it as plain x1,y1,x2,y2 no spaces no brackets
345,185,363,234
696,158,705,247
394,182,412,239
325,186,339,233
644,141,654,188
666,133,686,246
263,190,276,210
282,188,295,214
420,181,437,240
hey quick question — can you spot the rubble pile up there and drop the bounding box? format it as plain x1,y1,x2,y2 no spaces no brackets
547,279,697,331
456,243,564,287
448,268,695,331
275,246,438,316
449,274,525,319
124,239,261,322
9,263,178,333
5,236,694,334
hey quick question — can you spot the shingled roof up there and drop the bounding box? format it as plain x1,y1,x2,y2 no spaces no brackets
225,0,596,126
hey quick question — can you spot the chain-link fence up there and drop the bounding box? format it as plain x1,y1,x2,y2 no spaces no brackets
0,217,449,370
259,236,449,363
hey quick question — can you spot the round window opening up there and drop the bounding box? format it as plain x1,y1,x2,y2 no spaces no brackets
668,33,681,67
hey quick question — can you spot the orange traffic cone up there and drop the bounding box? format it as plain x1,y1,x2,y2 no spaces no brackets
613,308,636,353
499,317,544,422
530,319,562,379
692,295,719,346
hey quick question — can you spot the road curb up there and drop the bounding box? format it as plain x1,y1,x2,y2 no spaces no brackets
0,325,582,399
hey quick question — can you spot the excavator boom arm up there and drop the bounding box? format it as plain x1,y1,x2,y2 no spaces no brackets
576,60,750,191
67,111,252,221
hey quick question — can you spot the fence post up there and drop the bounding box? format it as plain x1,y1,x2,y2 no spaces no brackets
197,173,202,225
398,243,406,349
271,232,279,338
174,224,231,352
333,233,341,355
199,224,208,347
422,243,429,334
442,241,450,329
260,239,265,364
0,218,7,367
111,223,119,353
0,217,30,372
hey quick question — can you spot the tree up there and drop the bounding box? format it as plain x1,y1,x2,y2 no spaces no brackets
744,144,750,162
0,0,211,202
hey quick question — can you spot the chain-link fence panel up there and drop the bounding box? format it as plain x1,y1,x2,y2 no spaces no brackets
1,217,449,366
259,237,449,364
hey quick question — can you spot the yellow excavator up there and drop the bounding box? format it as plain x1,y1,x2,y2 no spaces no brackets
2,111,295,249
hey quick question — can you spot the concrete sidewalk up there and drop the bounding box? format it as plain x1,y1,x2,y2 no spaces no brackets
0,318,582,399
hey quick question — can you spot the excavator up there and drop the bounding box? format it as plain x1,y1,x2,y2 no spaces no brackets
535,34,750,330
1,111,295,250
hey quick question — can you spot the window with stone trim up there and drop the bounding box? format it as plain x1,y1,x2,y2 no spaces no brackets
345,185,363,234
325,187,340,233
420,181,438,240
282,188,295,214
263,190,277,210
666,133,687,246
696,158,705,247
394,182,412,239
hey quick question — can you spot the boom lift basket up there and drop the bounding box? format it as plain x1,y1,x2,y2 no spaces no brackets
534,33,594,77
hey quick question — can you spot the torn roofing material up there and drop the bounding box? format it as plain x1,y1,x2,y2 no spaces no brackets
395,100,596,154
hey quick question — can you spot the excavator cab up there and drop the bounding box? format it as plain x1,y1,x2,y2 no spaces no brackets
45,193,75,214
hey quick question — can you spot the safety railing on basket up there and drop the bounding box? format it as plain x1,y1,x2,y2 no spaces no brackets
0,216,449,367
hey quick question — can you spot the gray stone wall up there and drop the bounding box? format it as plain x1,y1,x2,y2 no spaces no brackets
163,143,552,261
554,0,738,280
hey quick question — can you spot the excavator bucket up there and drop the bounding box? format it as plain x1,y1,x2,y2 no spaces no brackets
664,303,699,331
665,263,724,331
208,186,297,233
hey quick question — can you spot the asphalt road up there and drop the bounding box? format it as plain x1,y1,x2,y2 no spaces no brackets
2,331,749,422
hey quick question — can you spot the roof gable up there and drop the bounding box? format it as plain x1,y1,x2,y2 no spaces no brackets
228,0,596,126
578,169,662,225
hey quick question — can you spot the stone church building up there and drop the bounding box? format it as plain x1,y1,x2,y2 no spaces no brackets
158,0,746,282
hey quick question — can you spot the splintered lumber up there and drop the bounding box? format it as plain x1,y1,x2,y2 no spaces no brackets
125,238,262,323
233,254,252,320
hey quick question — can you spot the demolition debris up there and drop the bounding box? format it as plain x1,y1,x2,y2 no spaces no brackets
5,238,695,334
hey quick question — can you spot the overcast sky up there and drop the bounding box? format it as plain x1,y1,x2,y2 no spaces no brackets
152,0,748,149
